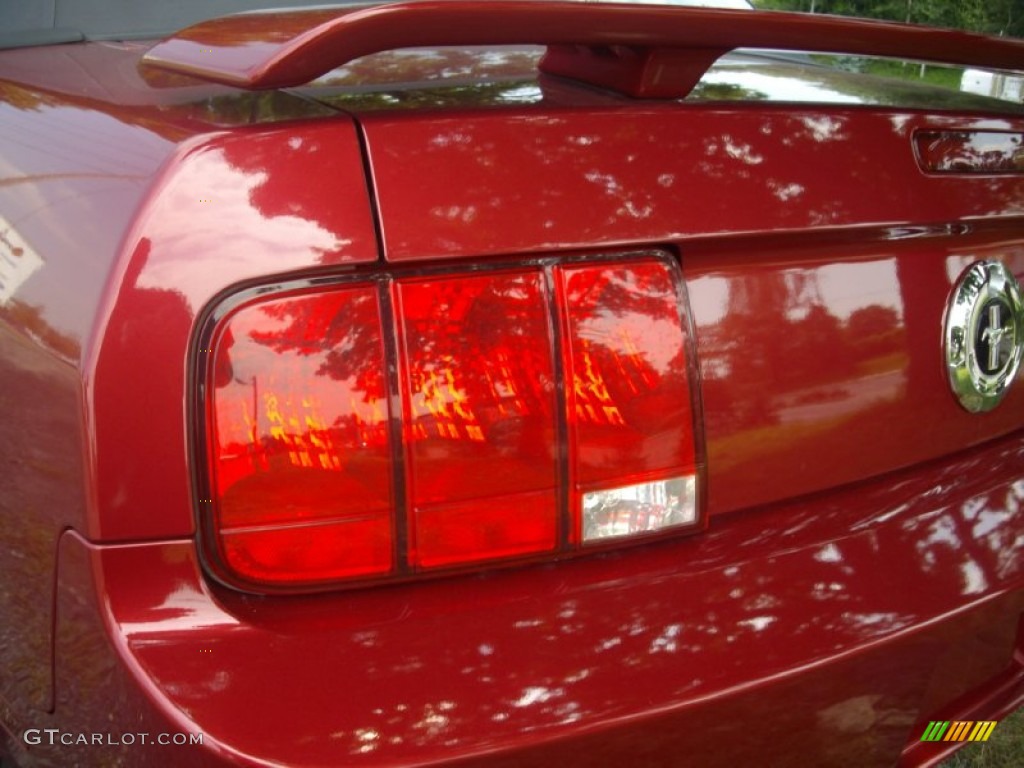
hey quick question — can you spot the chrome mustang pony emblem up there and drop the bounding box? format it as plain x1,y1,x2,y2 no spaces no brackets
945,260,1024,412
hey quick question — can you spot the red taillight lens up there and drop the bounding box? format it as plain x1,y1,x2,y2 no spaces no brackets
396,271,559,568
206,286,394,586
199,254,702,591
557,262,698,543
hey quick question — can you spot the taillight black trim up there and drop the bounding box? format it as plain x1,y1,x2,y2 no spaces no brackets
189,248,706,594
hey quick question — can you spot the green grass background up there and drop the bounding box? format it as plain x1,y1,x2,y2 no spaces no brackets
941,710,1024,767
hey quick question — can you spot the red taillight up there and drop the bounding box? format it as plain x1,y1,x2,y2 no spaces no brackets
558,262,698,544
197,254,702,591
206,286,394,586
396,271,559,568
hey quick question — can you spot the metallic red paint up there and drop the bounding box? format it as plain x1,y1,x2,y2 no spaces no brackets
362,108,1024,516
361,109,1024,261
1,11,1024,767
0,46,369,752
86,120,378,543
32,434,1024,766
142,1,1024,91
0,50,180,729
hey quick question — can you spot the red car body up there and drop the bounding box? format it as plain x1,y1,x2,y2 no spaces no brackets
2,2,1024,766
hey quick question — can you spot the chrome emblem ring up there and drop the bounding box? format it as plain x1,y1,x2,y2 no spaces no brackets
945,260,1023,412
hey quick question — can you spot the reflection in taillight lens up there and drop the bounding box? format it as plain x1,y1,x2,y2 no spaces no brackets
396,272,558,568
558,263,698,543
208,286,394,586
200,255,701,591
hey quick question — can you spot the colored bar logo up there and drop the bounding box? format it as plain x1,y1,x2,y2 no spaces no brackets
920,721,998,742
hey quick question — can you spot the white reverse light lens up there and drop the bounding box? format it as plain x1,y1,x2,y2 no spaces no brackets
581,475,697,543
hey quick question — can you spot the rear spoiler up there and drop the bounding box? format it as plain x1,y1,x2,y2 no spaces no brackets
142,0,1024,98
